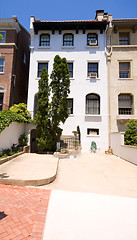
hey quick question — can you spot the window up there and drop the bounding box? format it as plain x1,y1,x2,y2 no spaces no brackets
34,93,38,117
0,32,6,43
68,63,73,78
0,87,4,111
119,62,130,78
40,34,50,46
88,63,98,78
37,63,48,77
0,58,4,73
118,94,133,115
119,32,129,45
24,53,27,64
87,33,98,46
67,98,73,114
86,94,100,115
63,34,74,46
87,128,99,135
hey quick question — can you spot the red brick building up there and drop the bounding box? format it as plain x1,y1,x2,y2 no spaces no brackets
0,16,30,111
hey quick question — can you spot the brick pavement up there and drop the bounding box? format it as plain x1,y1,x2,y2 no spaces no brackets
0,184,51,240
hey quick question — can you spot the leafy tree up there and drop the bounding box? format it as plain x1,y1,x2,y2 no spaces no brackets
50,55,70,151
35,55,70,152
124,119,137,146
0,34,3,43
10,103,31,120
34,67,52,151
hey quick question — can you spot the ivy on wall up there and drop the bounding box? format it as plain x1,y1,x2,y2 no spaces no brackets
0,110,31,134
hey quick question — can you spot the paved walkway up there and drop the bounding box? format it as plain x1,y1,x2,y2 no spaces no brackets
43,190,137,240
0,152,137,239
41,153,137,198
0,184,51,240
0,154,58,186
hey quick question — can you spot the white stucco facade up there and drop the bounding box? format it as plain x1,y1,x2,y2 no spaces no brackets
27,14,109,152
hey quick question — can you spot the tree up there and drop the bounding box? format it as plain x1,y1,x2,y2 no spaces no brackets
10,103,31,120
50,55,70,151
34,67,52,151
124,119,137,146
0,34,3,43
35,55,70,152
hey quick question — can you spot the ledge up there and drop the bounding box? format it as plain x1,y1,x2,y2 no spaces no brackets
112,45,137,50
0,43,17,49
118,78,133,81
86,78,100,80
85,114,102,117
86,46,99,49
117,115,137,121
87,135,100,137
61,46,75,49
38,46,51,49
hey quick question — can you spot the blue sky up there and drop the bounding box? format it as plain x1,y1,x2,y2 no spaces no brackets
1,0,137,31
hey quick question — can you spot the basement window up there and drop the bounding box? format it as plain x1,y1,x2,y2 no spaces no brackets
87,128,99,135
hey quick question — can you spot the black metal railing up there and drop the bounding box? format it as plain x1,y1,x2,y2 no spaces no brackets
60,136,80,150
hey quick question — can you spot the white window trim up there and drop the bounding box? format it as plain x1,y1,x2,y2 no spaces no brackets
37,61,49,78
87,60,100,79
118,60,132,80
0,58,5,74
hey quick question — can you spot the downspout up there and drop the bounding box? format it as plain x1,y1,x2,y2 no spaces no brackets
105,14,113,149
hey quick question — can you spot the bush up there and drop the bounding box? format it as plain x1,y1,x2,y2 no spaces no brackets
2,148,13,156
10,103,31,120
124,119,137,146
0,110,31,134
18,134,28,146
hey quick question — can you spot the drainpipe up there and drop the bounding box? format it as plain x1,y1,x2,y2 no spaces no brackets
105,14,113,149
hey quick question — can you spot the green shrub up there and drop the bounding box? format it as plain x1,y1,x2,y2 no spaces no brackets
18,133,28,146
10,103,31,120
0,110,31,134
2,148,13,156
124,119,137,146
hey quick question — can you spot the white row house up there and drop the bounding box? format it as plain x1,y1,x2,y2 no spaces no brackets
27,10,111,152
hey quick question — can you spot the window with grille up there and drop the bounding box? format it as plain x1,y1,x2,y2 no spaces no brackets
63,34,74,46
40,34,50,46
88,63,98,78
68,63,73,78
37,63,48,77
86,94,100,115
119,62,130,78
0,32,6,43
118,94,133,115
0,58,4,73
119,32,129,45
87,33,98,45
67,98,73,114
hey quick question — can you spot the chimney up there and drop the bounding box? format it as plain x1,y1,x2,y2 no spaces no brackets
95,10,104,21
30,15,35,30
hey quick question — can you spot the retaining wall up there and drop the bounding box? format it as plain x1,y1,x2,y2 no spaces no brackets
110,132,137,165
0,122,35,151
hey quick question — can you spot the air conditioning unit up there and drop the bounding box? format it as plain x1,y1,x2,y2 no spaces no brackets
88,72,97,78
89,40,97,46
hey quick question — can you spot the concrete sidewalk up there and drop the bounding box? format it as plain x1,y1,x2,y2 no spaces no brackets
43,190,137,240
0,153,58,186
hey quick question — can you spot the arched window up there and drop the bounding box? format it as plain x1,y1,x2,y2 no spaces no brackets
86,93,100,115
0,87,4,111
40,34,50,46
87,33,98,46
63,34,74,46
118,94,133,115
